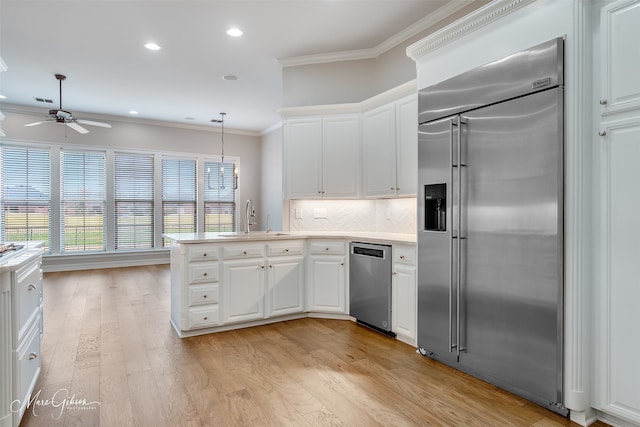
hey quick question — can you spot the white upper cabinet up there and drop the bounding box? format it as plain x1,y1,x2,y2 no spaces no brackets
599,0,640,116
363,94,418,197
284,115,360,199
323,116,361,198
395,95,418,197
363,104,397,197
284,118,323,199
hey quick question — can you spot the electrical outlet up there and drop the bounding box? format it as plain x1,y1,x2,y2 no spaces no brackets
313,207,327,219
295,208,303,219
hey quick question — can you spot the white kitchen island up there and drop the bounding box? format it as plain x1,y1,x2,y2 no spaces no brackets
165,232,417,344
0,242,45,427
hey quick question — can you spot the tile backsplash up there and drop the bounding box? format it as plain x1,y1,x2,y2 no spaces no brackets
288,198,416,234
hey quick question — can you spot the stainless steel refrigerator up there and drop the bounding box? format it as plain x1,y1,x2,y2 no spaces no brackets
417,38,567,415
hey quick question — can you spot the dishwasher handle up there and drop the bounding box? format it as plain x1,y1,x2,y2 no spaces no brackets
350,243,391,259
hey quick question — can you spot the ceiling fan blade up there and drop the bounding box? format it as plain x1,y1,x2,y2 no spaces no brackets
76,119,112,128
24,121,48,127
66,122,90,134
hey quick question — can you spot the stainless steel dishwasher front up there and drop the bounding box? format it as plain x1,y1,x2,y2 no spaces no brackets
349,242,395,336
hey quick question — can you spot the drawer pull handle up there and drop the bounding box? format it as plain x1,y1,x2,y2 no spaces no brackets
27,284,37,291
203,294,208,298
400,255,405,259
285,249,289,252
269,265,273,268
203,317,208,321
29,352,38,360
203,253,207,257
203,272,208,276
325,248,329,251
243,251,247,255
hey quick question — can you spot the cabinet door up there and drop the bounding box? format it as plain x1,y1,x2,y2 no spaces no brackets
600,0,640,115
223,260,265,324
594,116,640,424
267,257,304,317
307,256,346,313
392,264,416,345
395,95,418,196
284,118,323,198
363,105,397,197
323,115,360,198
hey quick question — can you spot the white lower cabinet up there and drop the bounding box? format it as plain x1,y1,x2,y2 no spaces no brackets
267,256,305,317
391,245,417,345
170,239,306,335
306,240,347,314
223,259,266,324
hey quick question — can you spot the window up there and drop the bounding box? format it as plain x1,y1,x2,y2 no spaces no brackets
115,153,154,250
204,160,236,232
0,147,51,250
61,150,106,253
162,158,196,246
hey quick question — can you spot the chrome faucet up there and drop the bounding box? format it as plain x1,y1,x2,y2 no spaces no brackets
245,199,257,234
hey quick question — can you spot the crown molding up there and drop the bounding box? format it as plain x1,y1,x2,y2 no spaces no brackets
279,0,476,68
406,0,536,62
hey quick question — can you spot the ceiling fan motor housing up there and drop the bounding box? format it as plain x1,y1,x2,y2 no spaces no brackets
49,109,72,122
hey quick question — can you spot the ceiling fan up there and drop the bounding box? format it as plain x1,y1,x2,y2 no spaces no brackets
24,74,112,134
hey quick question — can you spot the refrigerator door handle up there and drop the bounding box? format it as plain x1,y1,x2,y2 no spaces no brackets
449,117,457,353
457,116,465,356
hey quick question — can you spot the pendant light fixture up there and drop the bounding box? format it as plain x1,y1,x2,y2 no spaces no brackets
210,112,238,190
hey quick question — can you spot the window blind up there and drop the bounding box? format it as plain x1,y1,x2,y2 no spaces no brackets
162,158,196,245
115,153,154,250
61,150,106,253
0,146,51,250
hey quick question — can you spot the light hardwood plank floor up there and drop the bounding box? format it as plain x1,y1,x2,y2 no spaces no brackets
18,265,607,427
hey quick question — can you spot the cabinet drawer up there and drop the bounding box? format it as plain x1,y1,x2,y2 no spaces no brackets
309,241,345,255
187,305,220,329
223,245,265,259
17,322,41,410
187,244,220,262
188,283,219,306
188,263,219,284
16,261,42,340
267,241,305,257
394,245,416,265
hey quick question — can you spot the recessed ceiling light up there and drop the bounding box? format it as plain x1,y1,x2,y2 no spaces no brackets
226,28,243,37
0,95,7,99
222,75,238,81
144,42,161,51
129,110,139,115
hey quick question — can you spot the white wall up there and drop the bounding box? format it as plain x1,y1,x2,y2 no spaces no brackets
260,125,283,231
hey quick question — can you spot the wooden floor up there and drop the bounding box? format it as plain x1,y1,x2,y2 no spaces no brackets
19,265,605,427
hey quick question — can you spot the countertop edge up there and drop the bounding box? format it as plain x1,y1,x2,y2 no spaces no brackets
163,232,416,245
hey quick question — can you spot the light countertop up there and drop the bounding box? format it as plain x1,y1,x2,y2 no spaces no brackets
0,241,45,272
163,231,416,245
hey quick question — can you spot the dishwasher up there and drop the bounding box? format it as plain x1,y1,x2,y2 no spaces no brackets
349,242,395,336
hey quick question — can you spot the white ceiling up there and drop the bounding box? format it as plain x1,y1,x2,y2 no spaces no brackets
0,0,470,134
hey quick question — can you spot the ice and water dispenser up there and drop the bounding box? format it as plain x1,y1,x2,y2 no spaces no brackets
424,184,446,232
